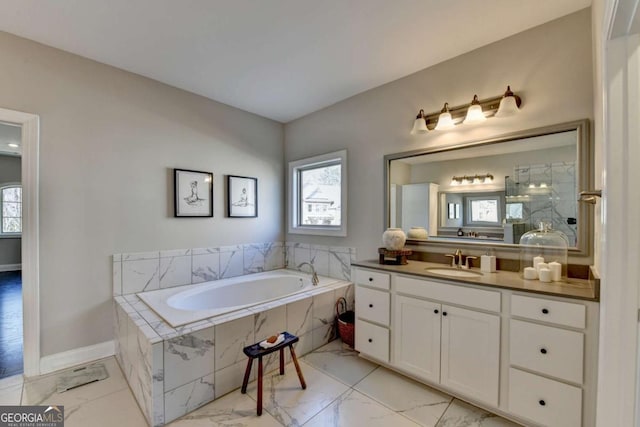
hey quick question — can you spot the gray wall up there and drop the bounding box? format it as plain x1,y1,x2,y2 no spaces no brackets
285,9,593,260
0,154,21,266
0,31,285,356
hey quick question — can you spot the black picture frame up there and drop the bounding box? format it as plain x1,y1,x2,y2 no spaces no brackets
174,168,213,217
227,175,258,218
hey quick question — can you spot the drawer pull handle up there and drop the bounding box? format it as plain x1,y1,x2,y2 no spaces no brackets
369,304,373,308
540,348,547,354
539,400,546,406
368,338,373,343
442,311,448,316
434,309,439,314
368,277,373,282
542,308,549,314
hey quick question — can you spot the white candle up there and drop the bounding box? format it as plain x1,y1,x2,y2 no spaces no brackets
549,261,562,281
536,262,548,274
524,267,538,280
539,268,552,283
533,256,545,270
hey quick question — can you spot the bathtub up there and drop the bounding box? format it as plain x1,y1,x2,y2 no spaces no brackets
137,269,339,327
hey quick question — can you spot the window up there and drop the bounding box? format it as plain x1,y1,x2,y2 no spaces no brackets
288,150,347,236
465,194,502,226
506,203,524,220
1,185,22,235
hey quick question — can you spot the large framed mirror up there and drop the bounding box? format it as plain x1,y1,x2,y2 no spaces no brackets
384,119,592,257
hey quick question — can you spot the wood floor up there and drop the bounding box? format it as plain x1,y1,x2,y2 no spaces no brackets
0,271,22,379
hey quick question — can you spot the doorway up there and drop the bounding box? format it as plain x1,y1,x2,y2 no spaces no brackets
0,122,23,378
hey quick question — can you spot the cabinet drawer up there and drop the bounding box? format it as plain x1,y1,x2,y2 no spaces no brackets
396,276,500,312
510,320,584,384
511,295,586,329
355,286,390,326
508,368,582,427
354,269,390,290
355,319,389,362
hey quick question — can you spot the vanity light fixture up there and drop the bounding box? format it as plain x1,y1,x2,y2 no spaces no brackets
495,86,521,117
410,86,522,133
435,103,456,130
450,173,494,186
411,109,429,134
463,95,487,124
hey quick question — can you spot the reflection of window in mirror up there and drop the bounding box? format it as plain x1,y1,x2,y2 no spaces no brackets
448,203,455,219
455,203,460,219
506,203,524,221
466,196,502,225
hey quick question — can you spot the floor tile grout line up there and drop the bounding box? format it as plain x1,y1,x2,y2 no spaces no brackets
434,398,455,427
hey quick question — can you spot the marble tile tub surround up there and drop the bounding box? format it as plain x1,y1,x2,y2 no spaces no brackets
114,242,356,296
115,276,354,426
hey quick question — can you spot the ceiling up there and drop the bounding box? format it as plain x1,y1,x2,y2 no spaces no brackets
0,122,21,156
0,0,590,123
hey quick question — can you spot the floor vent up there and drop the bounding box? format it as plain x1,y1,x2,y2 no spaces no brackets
57,363,109,393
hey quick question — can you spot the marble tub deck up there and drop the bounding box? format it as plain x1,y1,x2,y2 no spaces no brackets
0,339,521,427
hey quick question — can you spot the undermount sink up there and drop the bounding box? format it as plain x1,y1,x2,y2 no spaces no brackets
424,267,484,278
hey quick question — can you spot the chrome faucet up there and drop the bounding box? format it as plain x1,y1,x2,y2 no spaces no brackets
298,262,319,286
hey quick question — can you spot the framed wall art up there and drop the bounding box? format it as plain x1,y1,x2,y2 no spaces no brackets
227,175,257,218
174,168,213,217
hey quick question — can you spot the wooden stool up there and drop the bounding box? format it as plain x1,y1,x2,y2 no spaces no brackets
241,331,306,416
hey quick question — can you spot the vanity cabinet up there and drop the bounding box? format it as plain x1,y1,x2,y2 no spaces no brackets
508,294,588,427
354,269,391,363
393,276,500,406
351,265,599,427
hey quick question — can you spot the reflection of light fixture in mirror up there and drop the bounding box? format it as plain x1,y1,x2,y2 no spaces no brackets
411,109,429,134
539,182,547,188
8,143,19,148
528,183,536,189
451,173,494,185
463,95,486,124
435,103,455,130
495,86,521,117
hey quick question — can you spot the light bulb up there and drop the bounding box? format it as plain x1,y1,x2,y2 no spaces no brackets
435,103,455,130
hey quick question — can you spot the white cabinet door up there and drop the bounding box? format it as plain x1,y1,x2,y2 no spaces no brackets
440,305,500,406
393,295,441,383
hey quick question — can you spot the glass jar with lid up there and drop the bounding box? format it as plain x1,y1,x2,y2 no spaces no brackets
519,221,569,282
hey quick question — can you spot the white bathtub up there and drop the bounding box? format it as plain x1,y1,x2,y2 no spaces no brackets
137,269,339,327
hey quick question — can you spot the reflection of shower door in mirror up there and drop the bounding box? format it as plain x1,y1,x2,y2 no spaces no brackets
400,183,439,237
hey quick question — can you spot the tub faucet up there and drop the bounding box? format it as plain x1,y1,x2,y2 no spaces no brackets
298,262,319,286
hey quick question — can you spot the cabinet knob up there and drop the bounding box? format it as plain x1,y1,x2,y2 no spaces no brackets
368,277,373,282
368,338,372,343
369,304,373,308
540,348,548,354
442,311,448,316
434,309,439,314
539,400,546,406
541,308,549,314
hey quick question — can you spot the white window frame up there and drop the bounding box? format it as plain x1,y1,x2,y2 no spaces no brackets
0,183,22,238
464,194,502,226
288,149,347,236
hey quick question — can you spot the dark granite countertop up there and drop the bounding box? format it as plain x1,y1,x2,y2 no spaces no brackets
352,259,599,301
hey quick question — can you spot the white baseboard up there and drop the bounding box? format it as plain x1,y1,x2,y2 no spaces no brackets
0,264,21,272
39,340,115,375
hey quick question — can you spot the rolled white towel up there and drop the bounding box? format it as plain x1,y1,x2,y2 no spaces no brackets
259,333,285,349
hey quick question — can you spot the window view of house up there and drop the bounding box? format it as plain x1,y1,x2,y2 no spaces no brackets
300,164,341,226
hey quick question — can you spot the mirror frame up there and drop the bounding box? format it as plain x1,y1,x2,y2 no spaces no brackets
384,119,593,257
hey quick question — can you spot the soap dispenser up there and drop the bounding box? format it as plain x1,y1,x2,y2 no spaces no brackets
481,249,497,273
457,228,463,237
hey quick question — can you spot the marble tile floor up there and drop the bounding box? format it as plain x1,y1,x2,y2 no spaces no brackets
0,339,521,427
